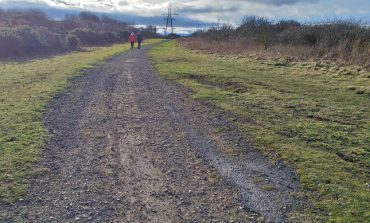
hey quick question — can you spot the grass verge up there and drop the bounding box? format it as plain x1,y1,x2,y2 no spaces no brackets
0,39,163,203
149,40,370,222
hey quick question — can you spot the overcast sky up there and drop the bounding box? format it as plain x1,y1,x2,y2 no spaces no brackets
1,0,369,34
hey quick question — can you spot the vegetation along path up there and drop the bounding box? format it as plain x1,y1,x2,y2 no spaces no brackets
150,40,370,222
0,41,306,222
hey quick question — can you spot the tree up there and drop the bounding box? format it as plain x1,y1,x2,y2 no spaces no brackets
79,11,100,22
237,16,273,50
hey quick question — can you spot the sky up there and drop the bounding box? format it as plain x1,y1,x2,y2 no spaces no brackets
0,0,369,35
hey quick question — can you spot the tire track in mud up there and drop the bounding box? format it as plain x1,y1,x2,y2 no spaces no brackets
0,42,304,223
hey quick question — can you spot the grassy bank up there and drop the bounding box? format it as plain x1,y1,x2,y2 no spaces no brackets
149,41,370,222
0,39,162,203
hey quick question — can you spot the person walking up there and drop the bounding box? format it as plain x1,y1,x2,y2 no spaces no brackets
137,32,144,49
128,32,136,49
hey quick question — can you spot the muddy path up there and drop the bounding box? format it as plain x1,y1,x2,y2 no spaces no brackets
1,42,303,223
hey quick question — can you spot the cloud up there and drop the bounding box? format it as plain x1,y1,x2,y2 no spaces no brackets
238,0,318,6
0,0,369,35
50,0,77,7
179,5,240,14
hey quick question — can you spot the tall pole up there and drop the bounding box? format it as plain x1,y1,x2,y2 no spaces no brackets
164,2,176,36
165,5,170,36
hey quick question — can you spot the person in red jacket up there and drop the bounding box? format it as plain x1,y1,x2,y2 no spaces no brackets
128,32,136,49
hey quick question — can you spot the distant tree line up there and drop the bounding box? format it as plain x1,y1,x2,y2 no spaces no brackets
193,16,370,62
0,9,158,58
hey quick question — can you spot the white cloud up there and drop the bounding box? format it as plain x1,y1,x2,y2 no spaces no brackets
0,0,368,25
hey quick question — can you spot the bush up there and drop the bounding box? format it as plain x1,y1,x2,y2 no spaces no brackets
196,17,370,55
0,25,45,57
71,29,110,45
21,10,50,27
278,27,301,45
14,26,44,53
67,34,80,50
191,17,370,66
0,33,22,57
0,9,157,57
117,30,130,41
79,11,100,23
38,26,67,51
102,32,120,43
70,28,128,45
237,16,275,49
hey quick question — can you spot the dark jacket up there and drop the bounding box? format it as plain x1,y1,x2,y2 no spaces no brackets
137,34,144,42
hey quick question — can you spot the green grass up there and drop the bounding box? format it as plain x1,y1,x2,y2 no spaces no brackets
0,39,163,203
149,40,370,222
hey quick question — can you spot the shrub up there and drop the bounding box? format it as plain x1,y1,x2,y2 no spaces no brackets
16,26,45,53
70,28,128,45
71,29,109,45
0,8,4,19
38,26,68,51
117,30,130,41
0,33,22,57
102,32,120,43
63,14,79,30
237,16,275,49
190,17,370,66
67,34,80,50
194,17,370,64
21,10,50,27
278,27,301,45
79,11,100,23
0,9,157,57
140,25,157,38
0,25,45,57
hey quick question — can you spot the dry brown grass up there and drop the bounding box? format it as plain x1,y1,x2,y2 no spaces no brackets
179,38,370,70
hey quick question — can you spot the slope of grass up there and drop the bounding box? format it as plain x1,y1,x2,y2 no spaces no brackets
149,40,370,222
0,39,163,203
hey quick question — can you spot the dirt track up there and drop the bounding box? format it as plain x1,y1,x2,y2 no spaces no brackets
1,42,303,223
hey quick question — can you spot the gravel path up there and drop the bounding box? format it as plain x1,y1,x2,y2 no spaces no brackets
0,42,303,223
